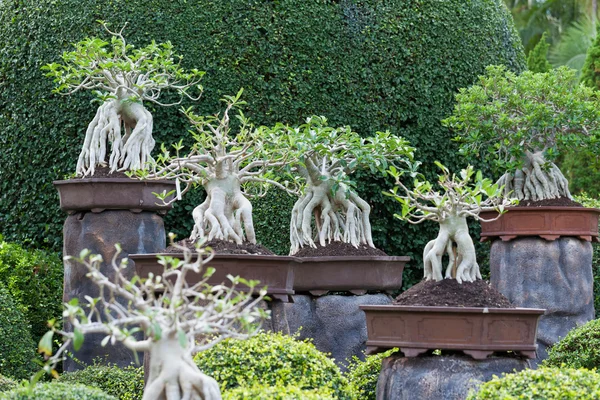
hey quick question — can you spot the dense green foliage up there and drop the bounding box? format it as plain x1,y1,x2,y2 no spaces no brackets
467,367,600,399
581,23,600,90
543,319,600,369
223,384,336,400
0,284,37,380
0,0,524,285
0,376,17,393
58,364,144,400
345,349,397,400
0,237,63,343
194,332,351,399
527,32,552,72
0,382,117,400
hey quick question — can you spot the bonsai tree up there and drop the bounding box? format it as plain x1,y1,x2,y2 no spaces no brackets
143,90,295,245
287,116,415,255
43,22,204,176
444,65,600,201
38,238,268,400
387,163,514,283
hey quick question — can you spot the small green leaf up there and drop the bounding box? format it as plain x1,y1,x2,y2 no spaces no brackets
178,329,187,348
38,331,54,356
73,327,84,351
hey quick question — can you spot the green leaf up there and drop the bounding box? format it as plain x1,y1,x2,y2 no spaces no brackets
178,329,187,348
73,327,85,351
38,331,54,356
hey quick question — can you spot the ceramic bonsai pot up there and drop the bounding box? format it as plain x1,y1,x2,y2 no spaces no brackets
131,253,295,302
293,256,409,296
54,178,176,214
479,206,600,242
360,305,545,360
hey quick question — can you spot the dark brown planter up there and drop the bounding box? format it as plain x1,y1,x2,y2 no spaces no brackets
360,305,544,360
479,206,600,242
54,178,176,214
293,256,409,296
131,253,295,302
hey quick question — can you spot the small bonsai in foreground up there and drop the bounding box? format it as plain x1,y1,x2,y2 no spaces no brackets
387,163,513,283
39,239,268,400
445,65,600,201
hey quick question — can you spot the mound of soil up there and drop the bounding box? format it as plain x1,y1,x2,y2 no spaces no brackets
165,238,275,255
394,279,514,308
87,166,132,179
518,197,582,207
294,241,388,257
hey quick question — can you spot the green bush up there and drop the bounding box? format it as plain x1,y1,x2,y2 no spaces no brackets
223,384,336,400
0,0,524,283
467,367,600,399
526,31,552,73
0,238,63,343
0,283,36,380
0,376,18,393
345,348,397,400
58,364,144,400
194,332,351,399
581,23,600,90
543,319,600,369
0,382,117,400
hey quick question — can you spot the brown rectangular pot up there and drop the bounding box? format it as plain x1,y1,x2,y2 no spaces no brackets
131,253,295,302
293,256,409,295
360,305,545,359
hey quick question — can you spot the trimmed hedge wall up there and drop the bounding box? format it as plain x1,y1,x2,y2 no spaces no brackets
0,0,524,286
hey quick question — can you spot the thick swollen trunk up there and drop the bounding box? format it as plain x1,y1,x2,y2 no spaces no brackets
190,174,256,244
76,98,155,176
423,215,481,284
497,151,571,201
144,336,221,400
289,180,374,255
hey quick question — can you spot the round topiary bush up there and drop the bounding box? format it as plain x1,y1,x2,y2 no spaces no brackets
0,382,117,400
346,348,397,400
543,319,600,369
193,332,351,399
58,364,144,400
223,384,335,400
0,0,524,281
0,283,36,380
467,367,600,399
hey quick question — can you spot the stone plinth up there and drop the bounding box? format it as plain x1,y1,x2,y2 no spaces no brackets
490,237,594,362
376,354,530,400
63,210,166,371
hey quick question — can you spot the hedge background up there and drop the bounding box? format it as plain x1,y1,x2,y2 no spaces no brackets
0,0,525,288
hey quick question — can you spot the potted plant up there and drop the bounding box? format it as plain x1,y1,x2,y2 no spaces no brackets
47,22,204,213
38,240,268,400
361,164,544,359
443,65,600,242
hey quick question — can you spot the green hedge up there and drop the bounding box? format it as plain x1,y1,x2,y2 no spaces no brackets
345,348,397,400
0,0,525,285
0,237,63,343
0,376,17,393
194,332,351,399
467,367,600,399
223,384,336,400
543,319,600,369
58,364,144,400
0,283,37,380
0,382,116,400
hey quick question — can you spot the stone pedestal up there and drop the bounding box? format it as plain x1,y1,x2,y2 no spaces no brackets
376,354,530,400
267,293,392,371
63,211,166,371
490,237,594,362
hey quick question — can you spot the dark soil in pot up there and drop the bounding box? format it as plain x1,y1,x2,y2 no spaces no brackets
293,241,388,257
165,238,275,255
518,197,582,207
86,166,132,179
394,279,514,308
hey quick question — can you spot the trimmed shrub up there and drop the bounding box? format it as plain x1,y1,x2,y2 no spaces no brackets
527,32,552,73
581,24,600,90
0,376,18,393
467,367,600,399
0,0,524,284
543,319,600,369
0,238,63,343
223,384,336,400
0,283,36,380
58,364,144,400
0,382,116,400
194,332,351,399
346,348,397,400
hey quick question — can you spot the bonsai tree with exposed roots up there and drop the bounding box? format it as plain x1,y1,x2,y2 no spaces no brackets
444,65,600,201
43,22,204,176
287,117,415,255
38,238,268,400
143,90,295,244
387,163,514,283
